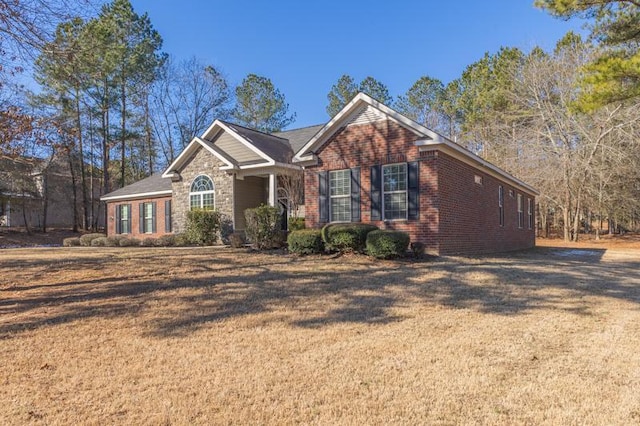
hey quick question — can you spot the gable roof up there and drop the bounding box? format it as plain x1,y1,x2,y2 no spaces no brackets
219,120,294,164
100,174,172,201
292,92,538,196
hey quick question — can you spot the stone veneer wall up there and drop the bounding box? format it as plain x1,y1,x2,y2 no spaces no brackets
171,146,234,233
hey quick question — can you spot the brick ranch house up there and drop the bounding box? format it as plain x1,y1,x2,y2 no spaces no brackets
101,93,538,255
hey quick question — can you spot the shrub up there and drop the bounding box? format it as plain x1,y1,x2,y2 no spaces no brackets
287,229,324,255
410,241,426,258
244,205,282,249
141,237,158,247
156,234,176,247
228,231,246,248
185,209,221,246
288,217,305,231
366,230,410,259
105,236,122,247
173,233,190,247
90,237,108,247
62,237,81,247
118,237,141,247
79,233,106,247
321,223,379,252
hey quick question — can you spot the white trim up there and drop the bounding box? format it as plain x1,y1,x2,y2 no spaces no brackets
381,162,408,221
293,92,450,163
101,190,172,202
189,174,216,210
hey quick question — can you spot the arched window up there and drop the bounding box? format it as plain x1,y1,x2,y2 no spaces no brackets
190,175,215,210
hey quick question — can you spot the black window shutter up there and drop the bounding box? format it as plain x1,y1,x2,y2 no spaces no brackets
165,200,172,233
318,171,329,223
408,161,419,220
350,167,361,222
370,165,382,221
151,202,157,233
115,205,121,234
139,203,145,233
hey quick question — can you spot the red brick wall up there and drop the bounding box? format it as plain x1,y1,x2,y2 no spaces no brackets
436,152,535,255
304,119,536,255
106,196,172,238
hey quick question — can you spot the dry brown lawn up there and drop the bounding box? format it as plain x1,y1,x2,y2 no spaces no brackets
1,244,640,424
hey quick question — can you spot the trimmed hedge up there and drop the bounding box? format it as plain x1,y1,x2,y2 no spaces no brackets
366,230,410,259
287,229,324,255
118,237,141,247
79,233,106,246
321,223,379,252
63,237,81,247
288,217,305,231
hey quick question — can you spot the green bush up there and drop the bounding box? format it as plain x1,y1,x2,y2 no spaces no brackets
173,233,190,247
79,233,106,246
118,237,141,247
366,230,410,259
156,234,176,247
185,209,221,246
63,237,81,247
141,237,158,247
321,223,379,252
90,236,108,247
287,229,324,255
105,236,122,247
244,205,282,249
288,217,305,231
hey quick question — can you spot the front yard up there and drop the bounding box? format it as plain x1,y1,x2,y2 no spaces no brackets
1,246,639,424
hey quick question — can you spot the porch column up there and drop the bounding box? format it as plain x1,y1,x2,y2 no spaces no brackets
268,173,277,207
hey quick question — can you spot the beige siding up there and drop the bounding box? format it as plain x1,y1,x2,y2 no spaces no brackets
233,176,267,229
213,132,263,164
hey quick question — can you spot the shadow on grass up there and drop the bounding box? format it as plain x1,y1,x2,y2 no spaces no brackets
0,246,639,339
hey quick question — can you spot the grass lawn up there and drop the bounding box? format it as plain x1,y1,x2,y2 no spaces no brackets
1,245,640,424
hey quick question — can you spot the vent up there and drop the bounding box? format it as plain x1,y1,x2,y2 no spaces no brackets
347,104,387,127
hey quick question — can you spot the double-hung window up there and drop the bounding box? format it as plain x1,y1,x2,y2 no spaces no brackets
117,204,131,234
383,163,407,220
517,194,524,229
140,202,156,234
528,198,533,230
329,169,351,222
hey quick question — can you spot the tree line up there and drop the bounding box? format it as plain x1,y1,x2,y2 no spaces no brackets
1,0,638,240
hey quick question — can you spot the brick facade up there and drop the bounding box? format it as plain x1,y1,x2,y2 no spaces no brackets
304,119,535,255
106,195,172,238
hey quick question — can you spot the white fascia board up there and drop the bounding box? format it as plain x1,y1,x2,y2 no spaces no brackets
418,140,540,196
100,190,172,202
293,92,452,162
162,137,201,178
237,159,276,169
216,121,275,164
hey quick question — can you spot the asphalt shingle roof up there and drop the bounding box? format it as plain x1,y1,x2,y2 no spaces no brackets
274,124,325,154
220,121,294,164
101,174,172,199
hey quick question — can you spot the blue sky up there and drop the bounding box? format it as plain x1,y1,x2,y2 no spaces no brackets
130,1,584,128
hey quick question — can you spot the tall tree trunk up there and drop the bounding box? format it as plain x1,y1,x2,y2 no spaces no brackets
75,87,89,230
67,151,79,233
120,72,126,188
572,197,581,242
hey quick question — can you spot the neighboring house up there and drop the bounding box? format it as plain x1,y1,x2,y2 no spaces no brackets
0,155,103,230
101,93,538,254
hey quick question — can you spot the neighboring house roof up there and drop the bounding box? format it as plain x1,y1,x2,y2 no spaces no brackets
274,124,325,154
100,174,172,201
293,92,539,196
